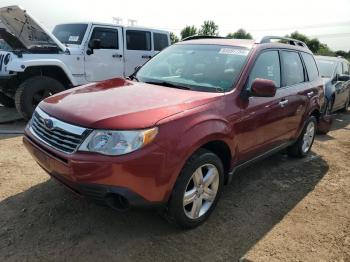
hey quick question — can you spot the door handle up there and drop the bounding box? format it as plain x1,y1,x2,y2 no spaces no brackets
279,99,289,107
112,54,123,58
307,91,314,98
142,55,152,59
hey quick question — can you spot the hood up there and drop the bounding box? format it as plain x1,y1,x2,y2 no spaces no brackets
0,5,66,52
39,78,224,129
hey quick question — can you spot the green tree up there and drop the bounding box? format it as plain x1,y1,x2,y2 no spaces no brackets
170,32,179,44
199,20,219,36
307,38,321,54
180,25,197,40
317,43,334,56
227,29,252,39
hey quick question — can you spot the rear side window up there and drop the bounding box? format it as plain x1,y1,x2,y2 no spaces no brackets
126,30,151,50
153,33,169,51
248,50,281,89
342,62,349,75
281,51,305,86
91,27,118,49
301,53,319,81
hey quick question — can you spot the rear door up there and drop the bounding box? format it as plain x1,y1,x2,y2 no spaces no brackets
84,25,124,81
278,51,315,138
124,29,153,76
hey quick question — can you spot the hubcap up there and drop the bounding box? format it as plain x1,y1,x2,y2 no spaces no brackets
302,121,315,153
183,164,219,220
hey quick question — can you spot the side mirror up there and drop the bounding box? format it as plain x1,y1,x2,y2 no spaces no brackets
250,78,276,97
86,39,101,55
337,74,350,82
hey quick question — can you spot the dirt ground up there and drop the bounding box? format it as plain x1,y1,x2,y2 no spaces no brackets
0,112,349,262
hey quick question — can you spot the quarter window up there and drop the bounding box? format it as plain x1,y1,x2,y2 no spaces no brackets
90,27,118,49
281,51,305,86
153,33,169,51
126,30,151,51
301,53,319,81
248,50,281,89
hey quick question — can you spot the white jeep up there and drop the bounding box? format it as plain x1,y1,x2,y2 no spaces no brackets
0,5,170,119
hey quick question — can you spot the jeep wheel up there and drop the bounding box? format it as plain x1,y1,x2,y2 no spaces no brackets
15,76,65,120
166,149,224,229
0,92,14,108
287,116,317,158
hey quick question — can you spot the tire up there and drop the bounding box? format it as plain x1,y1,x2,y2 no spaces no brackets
340,95,349,113
287,116,317,158
165,148,224,229
0,92,14,108
15,76,65,120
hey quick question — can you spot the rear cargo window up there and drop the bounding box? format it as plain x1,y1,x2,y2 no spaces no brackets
301,53,319,81
281,51,305,86
126,30,151,51
153,33,169,51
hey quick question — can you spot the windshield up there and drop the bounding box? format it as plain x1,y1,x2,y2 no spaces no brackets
316,59,336,78
53,24,88,45
136,44,250,92
0,39,11,51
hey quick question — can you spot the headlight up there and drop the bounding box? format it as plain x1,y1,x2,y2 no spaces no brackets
79,127,158,155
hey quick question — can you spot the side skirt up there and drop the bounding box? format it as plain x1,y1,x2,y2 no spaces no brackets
226,141,295,184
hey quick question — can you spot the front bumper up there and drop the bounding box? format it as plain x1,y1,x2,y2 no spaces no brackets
23,131,177,208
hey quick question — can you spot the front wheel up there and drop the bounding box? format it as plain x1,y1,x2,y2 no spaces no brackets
166,149,224,229
287,116,317,158
15,76,66,120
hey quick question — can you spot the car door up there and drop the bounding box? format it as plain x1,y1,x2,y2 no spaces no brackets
124,29,153,76
279,51,312,138
84,26,124,82
333,62,347,109
237,50,292,161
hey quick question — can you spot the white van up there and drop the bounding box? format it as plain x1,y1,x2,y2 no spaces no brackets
0,5,170,119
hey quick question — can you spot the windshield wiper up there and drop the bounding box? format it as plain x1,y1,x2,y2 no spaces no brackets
145,81,191,90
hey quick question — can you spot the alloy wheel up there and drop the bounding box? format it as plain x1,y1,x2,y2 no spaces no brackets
302,121,316,153
183,164,219,219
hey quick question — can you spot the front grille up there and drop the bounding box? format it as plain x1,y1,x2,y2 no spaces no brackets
30,107,89,154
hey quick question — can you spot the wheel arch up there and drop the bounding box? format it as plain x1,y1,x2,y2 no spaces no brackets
19,65,75,88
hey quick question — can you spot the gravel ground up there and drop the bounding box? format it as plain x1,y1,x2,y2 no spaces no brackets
0,111,349,261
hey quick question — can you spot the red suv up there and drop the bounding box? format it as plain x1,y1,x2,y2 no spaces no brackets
23,36,329,228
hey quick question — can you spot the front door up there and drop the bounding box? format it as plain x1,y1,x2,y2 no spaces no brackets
236,50,290,162
124,29,153,77
84,26,124,82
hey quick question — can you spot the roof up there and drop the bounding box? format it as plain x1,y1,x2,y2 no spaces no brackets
55,22,169,33
176,38,313,53
176,38,255,49
315,55,349,63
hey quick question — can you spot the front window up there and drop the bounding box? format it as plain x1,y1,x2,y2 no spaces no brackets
136,44,250,92
53,24,88,45
316,59,336,78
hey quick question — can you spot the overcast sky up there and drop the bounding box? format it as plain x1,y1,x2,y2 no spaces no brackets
2,0,350,51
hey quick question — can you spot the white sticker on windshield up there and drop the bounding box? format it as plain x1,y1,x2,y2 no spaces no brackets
219,48,249,56
68,36,79,42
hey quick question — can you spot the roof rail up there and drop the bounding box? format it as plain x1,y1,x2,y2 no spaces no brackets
257,36,309,49
182,35,225,41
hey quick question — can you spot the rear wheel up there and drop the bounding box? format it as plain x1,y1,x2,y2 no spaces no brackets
15,76,65,120
0,92,14,108
165,149,224,229
287,116,317,158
